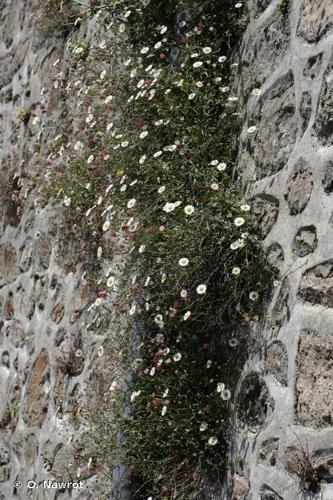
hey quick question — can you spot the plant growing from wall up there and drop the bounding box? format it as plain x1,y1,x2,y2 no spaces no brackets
41,0,274,497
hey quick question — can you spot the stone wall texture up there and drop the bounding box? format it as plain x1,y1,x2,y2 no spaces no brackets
0,1,114,499
0,0,333,499
232,0,333,499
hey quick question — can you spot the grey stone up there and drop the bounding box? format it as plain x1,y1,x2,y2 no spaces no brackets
23,351,50,427
303,53,323,79
298,259,333,307
231,474,249,499
241,12,290,98
250,72,296,179
0,243,17,288
237,373,273,427
296,331,333,427
267,242,284,269
6,320,24,347
19,237,33,272
297,0,333,43
252,194,279,237
322,160,333,194
299,91,312,134
285,158,313,215
265,341,288,385
260,485,284,500
34,232,52,270
292,225,317,257
314,56,333,145
258,437,280,466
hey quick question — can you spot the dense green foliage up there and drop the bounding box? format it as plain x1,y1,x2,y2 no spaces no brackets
42,0,273,497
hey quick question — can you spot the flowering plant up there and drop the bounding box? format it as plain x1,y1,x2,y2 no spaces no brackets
41,0,273,497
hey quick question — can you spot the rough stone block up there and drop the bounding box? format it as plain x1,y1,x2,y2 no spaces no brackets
265,341,288,385
285,158,313,215
296,331,333,427
0,243,17,288
292,225,317,257
297,0,333,43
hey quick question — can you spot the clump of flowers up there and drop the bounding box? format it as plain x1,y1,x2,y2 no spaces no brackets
41,0,273,497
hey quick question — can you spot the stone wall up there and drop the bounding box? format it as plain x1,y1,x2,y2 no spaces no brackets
232,1,333,499
0,2,115,499
1,0,333,499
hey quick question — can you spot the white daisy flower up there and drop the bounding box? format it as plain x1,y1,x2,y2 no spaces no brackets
63,196,71,207
139,155,146,164
234,217,245,226
217,382,225,393
200,422,208,431
196,284,207,295
247,126,257,134
109,381,117,391
232,267,241,275
208,437,218,446
154,41,162,49
127,198,137,209
230,241,240,250
139,131,148,139
144,276,151,287
140,47,149,54
188,92,196,100
217,162,227,171
163,202,176,213
173,352,182,362
193,61,203,68
183,311,191,321
249,291,259,301
160,26,168,34
153,150,162,158
218,56,227,63
180,289,188,298
130,390,141,403
184,205,195,215
138,245,146,253
252,88,261,96
221,389,231,400
210,182,219,190
179,258,189,267
202,47,212,54
241,204,251,211
106,276,115,288
158,185,166,194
